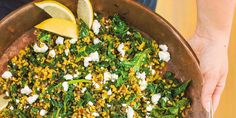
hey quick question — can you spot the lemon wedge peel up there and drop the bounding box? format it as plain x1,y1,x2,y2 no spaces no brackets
34,1,76,23
35,18,78,39
77,0,94,28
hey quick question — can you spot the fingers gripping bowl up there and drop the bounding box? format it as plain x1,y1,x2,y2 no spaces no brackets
0,0,207,117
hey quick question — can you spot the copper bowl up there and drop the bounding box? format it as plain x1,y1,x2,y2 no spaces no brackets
0,0,207,117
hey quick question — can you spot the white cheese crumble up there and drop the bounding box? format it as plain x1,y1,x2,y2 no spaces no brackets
55,36,64,45
122,104,127,107
111,74,119,82
90,51,100,62
85,73,92,80
9,106,14,110
126,106,135,118
92,20,101,35
127,31,131,35
65,48,70,56
158,51,170,62
159,44,168,51
69,38,78,44
163,97,169,102
92,112,100,117
103,72,111,83
5,91,9,97
1,71,12,79
93,38,101,44
93,81,100,89
20,85,32,95
81,87,87,93
40,109,48,116
158,44,170,62
107,89,112,95
64,74,73,80
16,99,20,104
88,101,94,106
48,50,56,58
103,72,119,83
84,51,100,67
136,72,146,80
151,93,161,105
136,72,147,91
149,66,156,75
33,42,48,53
139,79,147,91
117,43,125,57
146,105,153,112
27,95,39,104
62,82,69,91
107,104,112,107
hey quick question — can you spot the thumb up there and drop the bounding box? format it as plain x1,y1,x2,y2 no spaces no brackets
201,73,218,112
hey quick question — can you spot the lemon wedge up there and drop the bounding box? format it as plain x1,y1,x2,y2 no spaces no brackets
77,0,94,28
35,18,78,39
0,95,9,111
34,1,76,23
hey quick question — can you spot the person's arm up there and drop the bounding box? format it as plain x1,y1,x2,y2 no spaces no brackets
189,0,236,112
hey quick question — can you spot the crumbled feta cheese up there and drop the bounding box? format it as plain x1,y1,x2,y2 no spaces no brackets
1,71,12,79
9,106,14,110
163,97,169,102
93,38,101,44
92,112,100,117
85,73,92,80
146,101,150,104
5,91,9,97
117,43,125,57
139,79,147,91
111,74,119,82
40,109,48,116
90,51,100,62
88,101,93,106
127,31,131,35
107,89,112,95
103,72,111,83
149,66,156,75
48,50,56,58
16,99,20,104
20,85,32,95
126,106,134,118
81,87,87,93
92,20,101,35
27,95,39,104
158,51,170,62
103,72,119,83
64,74,73,80
55,36,64,45
136,72,146,79
65,48,70,56
84,57,91,67
151,93,161,105
146,105,153,111
159,44,168,51
84,51,100,67
136,72,147,91
62,82,69,91
122,104,127,107
107,104,112,107
73,73,79,78
33,42,48,53
69,38,77,44
93,81,100,89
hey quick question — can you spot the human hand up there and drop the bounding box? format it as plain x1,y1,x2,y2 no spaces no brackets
188,33,229,112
